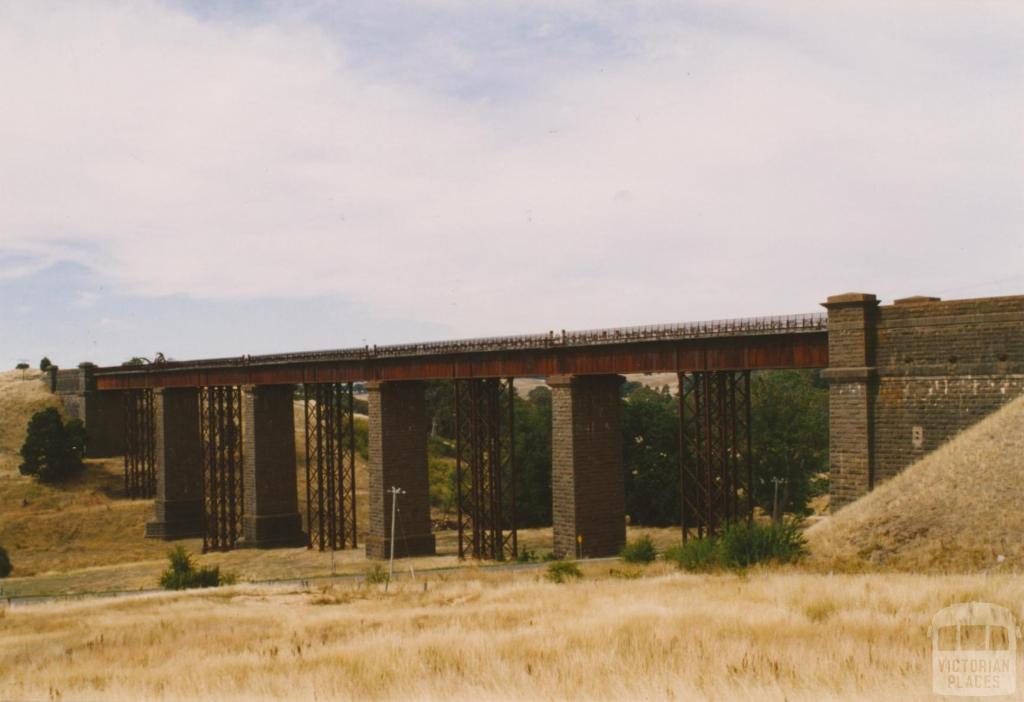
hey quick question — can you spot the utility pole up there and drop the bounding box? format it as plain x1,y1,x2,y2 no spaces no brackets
771,477,788,524
387,486,406,590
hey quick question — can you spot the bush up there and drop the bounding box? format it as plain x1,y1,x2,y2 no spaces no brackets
19,408,86,483
39,357,52,371
665,520,806,571
0,546,11,578
716,519,805,568
365,563,389,585
158,546,222,590
516,548,538,563
545,561,582,584
620,535,657,564
664,538,718,572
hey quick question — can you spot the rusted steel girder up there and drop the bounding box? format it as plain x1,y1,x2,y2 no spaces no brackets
454,378,517,561
93,314,828,390
200,386,244,552
123,389,156,499
679,370,753,540
304,382,358,551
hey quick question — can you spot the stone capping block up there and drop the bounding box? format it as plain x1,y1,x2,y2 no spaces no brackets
822,292,879,308
893,295,941,305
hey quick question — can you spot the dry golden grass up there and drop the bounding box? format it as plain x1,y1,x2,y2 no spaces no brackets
2,568,1020,701
807,394,1024,573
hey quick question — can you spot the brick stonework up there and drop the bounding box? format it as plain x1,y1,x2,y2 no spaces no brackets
238,385,305,548
825,293,1024,509
821,294,879,509
549,374,625,558
54,365,125,457
365,380,435,560
145,388,204,539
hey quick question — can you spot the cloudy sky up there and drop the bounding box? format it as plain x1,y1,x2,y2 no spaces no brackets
1,0,1022,368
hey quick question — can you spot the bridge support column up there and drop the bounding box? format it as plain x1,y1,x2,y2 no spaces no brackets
146,388,205,540
365,380,435,560
239,385,305,548
822,293,879,510
549,374,625,559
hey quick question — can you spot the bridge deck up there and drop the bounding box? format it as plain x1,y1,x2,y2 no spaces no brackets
94,312,829,389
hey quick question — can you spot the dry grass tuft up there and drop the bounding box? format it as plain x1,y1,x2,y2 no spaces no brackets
807,394,1024,572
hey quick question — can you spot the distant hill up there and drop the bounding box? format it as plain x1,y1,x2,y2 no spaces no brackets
807,394,1024,572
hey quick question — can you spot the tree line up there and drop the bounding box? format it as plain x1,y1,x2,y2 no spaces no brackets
424,370,829,526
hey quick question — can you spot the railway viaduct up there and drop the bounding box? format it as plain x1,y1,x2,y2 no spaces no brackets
48,292,1024,559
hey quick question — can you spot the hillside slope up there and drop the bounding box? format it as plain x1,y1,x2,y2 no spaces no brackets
807,393,1024,572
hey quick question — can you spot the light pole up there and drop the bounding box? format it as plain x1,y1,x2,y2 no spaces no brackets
387,486,406,589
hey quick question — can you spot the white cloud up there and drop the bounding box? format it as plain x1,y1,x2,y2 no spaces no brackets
0,0,1022,341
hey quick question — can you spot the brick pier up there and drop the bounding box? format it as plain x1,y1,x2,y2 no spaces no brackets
365,380,435,559
550,374,625,558
145,388,205,539
239,385,305,548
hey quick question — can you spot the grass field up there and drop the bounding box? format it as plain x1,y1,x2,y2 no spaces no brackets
3,567,1021,701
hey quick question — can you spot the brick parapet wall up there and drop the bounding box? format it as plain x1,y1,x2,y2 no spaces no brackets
365,380,435,559
550,374,625,558
826,293,1024,509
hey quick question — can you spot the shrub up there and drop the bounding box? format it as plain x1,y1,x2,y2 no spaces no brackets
665,520,806,572
716,519,806,568
664,538,718,572
158,546,222,590
65,419,87,457
0,546,11,578
620,535,657,564
365,563,389,585
545,561,582,584
516,548,538,564
19,408,86,483
39,357,52,371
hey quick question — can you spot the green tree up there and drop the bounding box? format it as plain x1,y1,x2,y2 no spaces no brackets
425,381,455,438
513,386,553,527
750,370,828,516
39,357,52,371
622,385,680,525
19,408,86,483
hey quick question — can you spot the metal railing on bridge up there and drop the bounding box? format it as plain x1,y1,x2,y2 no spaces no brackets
105,311,827,372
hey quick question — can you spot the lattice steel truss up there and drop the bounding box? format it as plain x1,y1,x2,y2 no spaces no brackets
200,385,244,552
454,378,517,560
123,389,156,499
678,371,753,540
303,382,358,551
